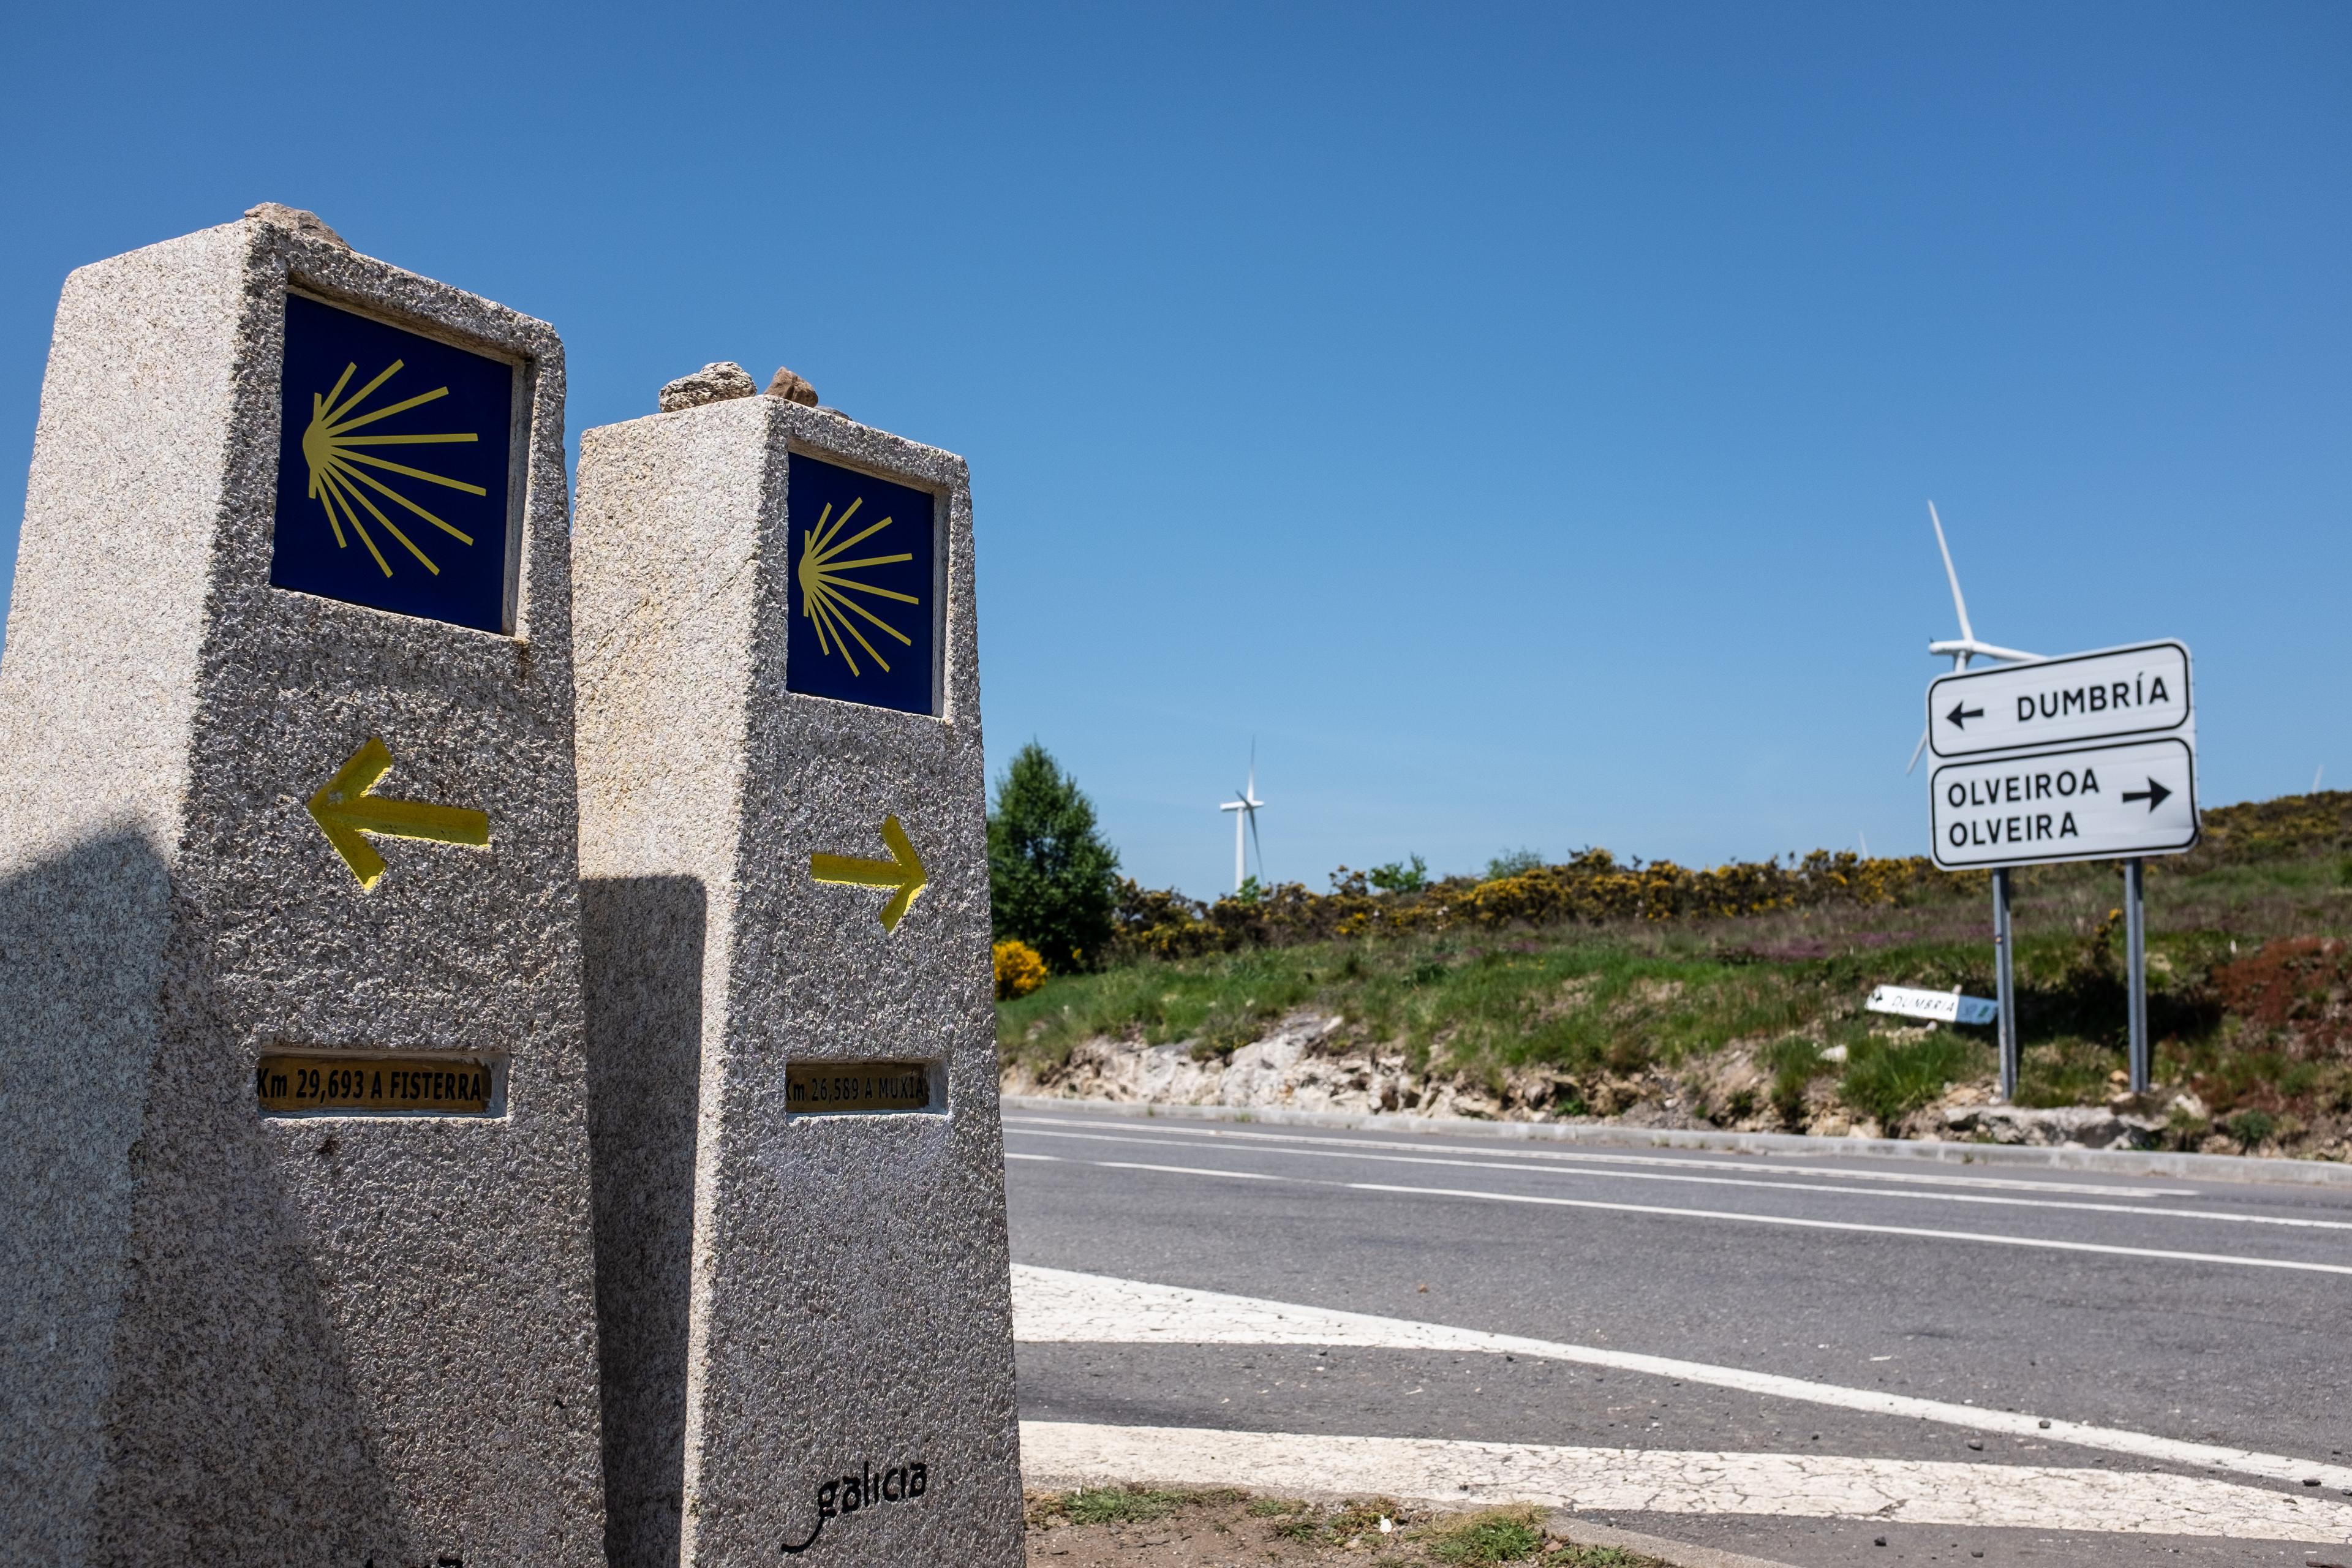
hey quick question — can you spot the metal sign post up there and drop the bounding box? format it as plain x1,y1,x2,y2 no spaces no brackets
1992,867,2018,1101
2124,858,2149,1093
1924,643,2198,1105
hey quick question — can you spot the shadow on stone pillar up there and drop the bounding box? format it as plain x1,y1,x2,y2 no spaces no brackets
2,832,410,1564
581,875,707,1568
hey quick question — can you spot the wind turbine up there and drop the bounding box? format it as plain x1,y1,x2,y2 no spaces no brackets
1908,502,2040,774
1218,744,1266,893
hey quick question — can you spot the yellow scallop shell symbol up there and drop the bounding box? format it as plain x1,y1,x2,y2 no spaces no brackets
300,359,482,577
796,496,918,675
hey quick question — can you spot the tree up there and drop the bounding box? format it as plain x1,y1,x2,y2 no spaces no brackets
987,741,1120,971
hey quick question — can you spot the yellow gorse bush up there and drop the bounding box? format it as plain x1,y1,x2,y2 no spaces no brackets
1107,848,1977,962
993,938,1049,1000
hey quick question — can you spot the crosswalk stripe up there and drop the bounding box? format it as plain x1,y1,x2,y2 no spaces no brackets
1012,1265,2352,1495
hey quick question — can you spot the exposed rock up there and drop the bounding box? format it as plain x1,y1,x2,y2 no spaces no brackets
244,203,347,248
1617,1099,1716,1131
765,365,820,405
658,361,757,413
1587,1076,1650,1117
1008,1012,1683,1125
1503,1066,1581,1114
1935,1103,2163,1150
1007,1012,1444,1115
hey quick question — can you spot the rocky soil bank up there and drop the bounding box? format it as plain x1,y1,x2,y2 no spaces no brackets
1001,1011,2352,1160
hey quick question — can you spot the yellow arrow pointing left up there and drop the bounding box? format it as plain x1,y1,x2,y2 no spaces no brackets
307,738,490,890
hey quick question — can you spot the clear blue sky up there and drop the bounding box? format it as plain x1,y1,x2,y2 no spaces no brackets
4,4,2345,897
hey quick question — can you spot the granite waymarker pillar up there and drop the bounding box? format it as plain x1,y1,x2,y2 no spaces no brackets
573,377,1022,1566
0,209,605,1566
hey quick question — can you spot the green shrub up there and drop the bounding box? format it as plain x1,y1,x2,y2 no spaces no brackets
1841,1032,1977,1126
1760,1036,1825,1125
2227,1107,2277,1149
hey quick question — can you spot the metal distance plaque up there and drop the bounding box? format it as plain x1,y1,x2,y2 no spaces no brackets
785,1060,937,1115
256,1052,499,1115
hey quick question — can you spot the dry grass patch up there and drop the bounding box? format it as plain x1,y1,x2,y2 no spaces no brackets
1022,1488,1674,1566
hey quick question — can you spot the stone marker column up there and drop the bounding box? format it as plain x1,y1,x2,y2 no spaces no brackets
0,208,605,1567
573,367,1022,1567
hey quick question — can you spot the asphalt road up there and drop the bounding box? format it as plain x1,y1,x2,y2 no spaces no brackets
1003,1106,2352,1568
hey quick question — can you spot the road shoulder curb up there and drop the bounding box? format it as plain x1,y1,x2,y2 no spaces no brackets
1000,1093,2352,1189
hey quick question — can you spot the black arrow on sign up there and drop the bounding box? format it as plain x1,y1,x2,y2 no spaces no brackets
2121,778,2173,812
1946,701,1985,729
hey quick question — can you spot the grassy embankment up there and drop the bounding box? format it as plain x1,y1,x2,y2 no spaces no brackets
997,793,2352,1156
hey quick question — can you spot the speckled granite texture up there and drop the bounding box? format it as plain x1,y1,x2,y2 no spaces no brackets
573,398,1023,1567
0,214,605,1566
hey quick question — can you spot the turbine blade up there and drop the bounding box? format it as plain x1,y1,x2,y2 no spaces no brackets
1907,725,1930,775
1929,501,1975,644
1248,805,1264,878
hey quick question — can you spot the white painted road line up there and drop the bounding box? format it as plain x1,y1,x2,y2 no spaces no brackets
1010,1266,2352,1495
1343,1178,2352,1275
1008,1125,2352,1231
1005,1114,2201,1197
1020,1420,2352,1543
1023,1150,2352,1275
1099,1160,1284,1181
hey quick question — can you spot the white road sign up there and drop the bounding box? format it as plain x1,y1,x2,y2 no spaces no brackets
1929,735,2198,869
1866,986,1999,1026
1928,640,2190,760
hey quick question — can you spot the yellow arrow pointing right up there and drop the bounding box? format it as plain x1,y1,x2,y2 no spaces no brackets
810,813,928,931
